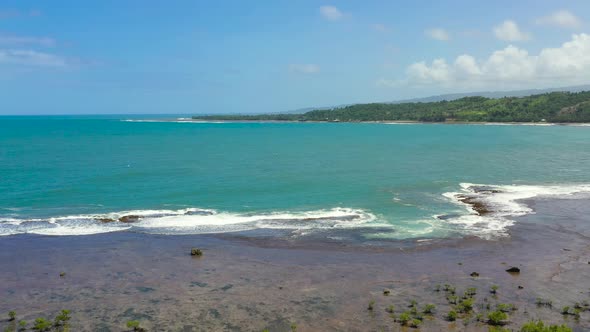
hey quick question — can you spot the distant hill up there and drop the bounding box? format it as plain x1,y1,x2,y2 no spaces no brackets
393,85,590,104
194,90,590,123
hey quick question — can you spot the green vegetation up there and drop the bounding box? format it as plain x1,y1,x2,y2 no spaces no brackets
54,309,71,327
190,248,203,256
18,320,27,331
520,320,572,332
193,91,590,123
535,298,553,308
33,318,52,331
490,285,499,294
496,303,517,313
367,300,375,311
487,310,508,326
446,310,458,321
290,323,297,331
386,305,395,314
456,298,474,313
422,303,436,314
398,311,411,325
126,320,146,331
8,311,16,321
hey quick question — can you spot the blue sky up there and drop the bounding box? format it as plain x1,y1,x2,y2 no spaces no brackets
1,0,589,114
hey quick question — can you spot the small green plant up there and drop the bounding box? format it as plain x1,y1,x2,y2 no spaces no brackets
8,311,16,321
446,310,457,321
126,320,144,331
497,303,517,313
422,303,436,314
490,285,499,294
561,306,571,315
465,287,477,297
18,320,27,331
447,295,458,304
367,300,375,311
386,305,395,313
383,289,391,296
290,323,297,331
54,309,71,326
409,299,417,308
409,318,421,328
456,298,474,313
33,318,52,331
535,298,553,308
434,284,441,292
398,311,411,325
487,310,508,326
476,313,485,322
520,320,572,332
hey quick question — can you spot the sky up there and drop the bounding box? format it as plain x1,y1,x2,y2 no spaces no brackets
1,0,590,115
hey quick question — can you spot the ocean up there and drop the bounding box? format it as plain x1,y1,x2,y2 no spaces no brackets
2,115,590,239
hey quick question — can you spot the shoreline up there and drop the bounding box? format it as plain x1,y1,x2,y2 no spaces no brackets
2,196,590,331
131,118,590,126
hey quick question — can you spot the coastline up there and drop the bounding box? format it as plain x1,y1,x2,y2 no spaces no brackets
130,118,590,126
2,196,590,331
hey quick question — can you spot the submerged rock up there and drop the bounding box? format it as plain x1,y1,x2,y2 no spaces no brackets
118,215,141,223
190,248,203,256
506,267,521,273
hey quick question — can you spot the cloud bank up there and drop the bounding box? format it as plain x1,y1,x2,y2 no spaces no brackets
379,34,590,89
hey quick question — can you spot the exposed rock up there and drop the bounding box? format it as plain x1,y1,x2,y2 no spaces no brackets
456,195,492,215
506,267,521,273
470,272,480,277
518,285,524,289
96,218,116,223
190,248,203,256
185,210,215,216
118,215,141,223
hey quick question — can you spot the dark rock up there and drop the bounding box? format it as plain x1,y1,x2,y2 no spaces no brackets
518,285,524,289
118,215,141,223
563,248,572,251
456,195,492,215
383,289,391,296
96,218,116,223
470,272,480,277
59,272,66,277
506,267,521,273
190,248,203,256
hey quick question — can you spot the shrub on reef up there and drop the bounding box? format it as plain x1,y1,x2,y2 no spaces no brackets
398,311,411,325
520,320,572,332
190,248,203,256
33,318,52,331
18,320,27,331
422,304,436,314
487,310,508,326
54,309,71,327
367,300,375,311
8,311,16,321
290,323,297,331
409,318,421,328
456,298,474,313
490,285,499,294
535,298,553,308
386,305,395,313
446,310,458,321
496,303,517,313
126,320,146,332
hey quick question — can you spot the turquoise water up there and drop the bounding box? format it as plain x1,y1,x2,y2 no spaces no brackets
2,116,590,238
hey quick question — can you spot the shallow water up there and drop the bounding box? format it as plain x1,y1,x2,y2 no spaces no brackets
2,116,590,238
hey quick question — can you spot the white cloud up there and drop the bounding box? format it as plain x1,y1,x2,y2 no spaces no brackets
536,10,582,29
425,28,450,41
388,33,590,88
0,34,56,47
0,49,69,66
289,63,320,74
319,6,344,21
493,20,530,41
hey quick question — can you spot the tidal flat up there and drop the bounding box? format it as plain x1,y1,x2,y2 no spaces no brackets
1,197,589,331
